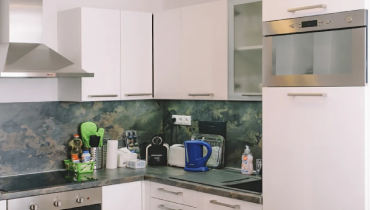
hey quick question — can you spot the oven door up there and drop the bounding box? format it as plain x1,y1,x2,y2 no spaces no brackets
68,204,102,210
263,27,367,87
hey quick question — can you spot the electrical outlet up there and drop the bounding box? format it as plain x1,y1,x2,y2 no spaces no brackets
172,115,192,126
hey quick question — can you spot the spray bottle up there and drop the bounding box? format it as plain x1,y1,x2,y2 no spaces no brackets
241,145,253,175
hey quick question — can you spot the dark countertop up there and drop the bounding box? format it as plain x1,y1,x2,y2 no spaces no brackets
0,166,262,204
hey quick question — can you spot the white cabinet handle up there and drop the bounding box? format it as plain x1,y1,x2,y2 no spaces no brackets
125,93,153,97
158,205,182,210
157,188,183,195
210,200,240,209
88,95,118,98
287,93,327,97
188,93,214,96
288,4,327,12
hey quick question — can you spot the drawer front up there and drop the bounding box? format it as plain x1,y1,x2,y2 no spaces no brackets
150,182,196,207
151,198,196,210
197,192,262,210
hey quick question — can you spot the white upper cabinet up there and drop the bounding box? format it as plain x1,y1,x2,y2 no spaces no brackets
154,0,228,100
181,0,228,100
153,8,182,100
121,11,153,100
263,0,367,22
58,8,121,102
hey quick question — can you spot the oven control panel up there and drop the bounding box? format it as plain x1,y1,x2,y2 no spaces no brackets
264,10,367,36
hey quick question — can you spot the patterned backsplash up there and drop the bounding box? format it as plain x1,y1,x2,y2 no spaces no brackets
0,100,261,176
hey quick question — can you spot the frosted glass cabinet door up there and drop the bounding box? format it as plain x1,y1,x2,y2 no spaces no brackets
228,0,262,101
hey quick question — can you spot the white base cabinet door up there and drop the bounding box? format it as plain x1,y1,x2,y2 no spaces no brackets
0,200,5,210
102,182,142,210
151,198,196,210
263,87,367,210
121,11,153,100
58,8,121,102
263,0,366,21
196,192,262,210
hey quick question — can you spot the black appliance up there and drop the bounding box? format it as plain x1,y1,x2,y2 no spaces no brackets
146,135,169,166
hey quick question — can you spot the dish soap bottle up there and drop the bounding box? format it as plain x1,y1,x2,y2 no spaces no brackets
241,145,253,175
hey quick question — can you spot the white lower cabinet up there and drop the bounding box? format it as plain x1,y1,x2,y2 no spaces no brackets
102,182,142,210
151,198,196,210
150,182,196,207
197,192,262,210
0,200,5,210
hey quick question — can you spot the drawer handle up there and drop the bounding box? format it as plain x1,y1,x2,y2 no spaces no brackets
242,93,262,96
210,200,240,209
188,93,214,97
158,205,182,210
125,93,153,97
287,93,327,97
158,188,183,195
88,94,118,98
288,4,327,12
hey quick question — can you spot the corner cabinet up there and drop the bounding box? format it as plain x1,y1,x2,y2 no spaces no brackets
102,182,142,210
58,8,121,102
228,0,262,101
154,0,228,100
0,200,5,210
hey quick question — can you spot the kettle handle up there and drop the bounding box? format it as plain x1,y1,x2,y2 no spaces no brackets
200,141,212,161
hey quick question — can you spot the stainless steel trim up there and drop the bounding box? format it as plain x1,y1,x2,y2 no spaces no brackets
210,200,240,209
158,188,183,195
288,4,327,12
263,27,366,87
88,95,118,98
188,93,214,96
124,93,153,97
158,205,182,210
263,10,367,36
242,93,262,96
287,93,327,97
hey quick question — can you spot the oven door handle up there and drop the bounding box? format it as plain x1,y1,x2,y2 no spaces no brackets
288,4,327,12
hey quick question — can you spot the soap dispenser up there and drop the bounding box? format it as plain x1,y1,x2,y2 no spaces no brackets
241,145,253,175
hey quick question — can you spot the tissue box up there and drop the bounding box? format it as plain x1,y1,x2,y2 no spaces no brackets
117,151,138,168
127,160,146,169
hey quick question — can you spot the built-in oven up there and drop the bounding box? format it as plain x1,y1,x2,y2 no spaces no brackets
263,10,367,87
8,187,102,210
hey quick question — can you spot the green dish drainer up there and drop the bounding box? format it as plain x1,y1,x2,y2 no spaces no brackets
64,160,95,174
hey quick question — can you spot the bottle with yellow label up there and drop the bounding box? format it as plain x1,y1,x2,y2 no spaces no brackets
241,145,253,175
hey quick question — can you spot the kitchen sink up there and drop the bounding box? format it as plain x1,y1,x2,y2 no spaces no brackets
224,179,262,193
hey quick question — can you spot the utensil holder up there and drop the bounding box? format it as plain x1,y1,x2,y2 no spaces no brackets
90,147,103,170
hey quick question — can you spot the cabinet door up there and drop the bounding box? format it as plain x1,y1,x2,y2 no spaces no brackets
228,0,262,101
153,9,182,99
151,198,196,210
81,8,121,101
197,192,262,210
263,87,366,210
121,11,153,100
0,200,6,210
102,182,142,210
263,0,366,22
181,0,228,100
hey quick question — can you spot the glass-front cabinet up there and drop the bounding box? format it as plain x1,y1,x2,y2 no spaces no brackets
228,0,262,101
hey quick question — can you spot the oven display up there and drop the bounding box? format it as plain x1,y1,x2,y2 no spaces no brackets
302,20,318,28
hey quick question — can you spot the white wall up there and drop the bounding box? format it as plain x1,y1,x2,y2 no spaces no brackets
162,0,219,10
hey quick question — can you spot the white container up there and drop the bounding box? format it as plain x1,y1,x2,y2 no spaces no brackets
241,146,253,174
81,151,91,163
117,148,137,168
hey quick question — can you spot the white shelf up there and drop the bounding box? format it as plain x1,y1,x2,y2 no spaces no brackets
235,45,262,51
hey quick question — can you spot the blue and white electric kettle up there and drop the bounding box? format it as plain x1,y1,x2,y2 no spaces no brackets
184,140,212,172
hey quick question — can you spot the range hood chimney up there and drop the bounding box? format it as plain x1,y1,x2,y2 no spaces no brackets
0,0,93,78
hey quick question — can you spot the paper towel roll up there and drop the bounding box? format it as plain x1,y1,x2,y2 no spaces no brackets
106,140,118,169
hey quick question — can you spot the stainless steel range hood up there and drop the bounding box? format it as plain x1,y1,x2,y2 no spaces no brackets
0,0,94,78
